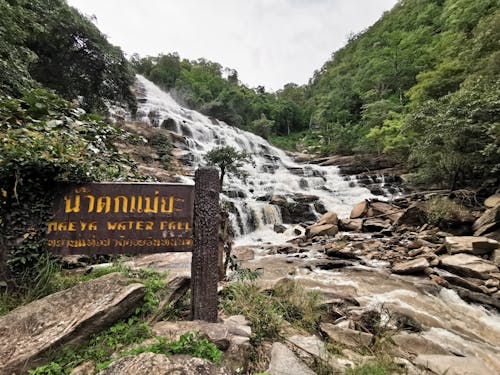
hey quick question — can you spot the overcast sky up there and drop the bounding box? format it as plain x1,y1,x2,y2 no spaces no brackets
67,0,397,91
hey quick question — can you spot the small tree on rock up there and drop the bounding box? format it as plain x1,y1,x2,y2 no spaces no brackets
204,146,252,188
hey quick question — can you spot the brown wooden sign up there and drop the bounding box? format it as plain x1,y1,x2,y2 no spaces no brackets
47,183,194,255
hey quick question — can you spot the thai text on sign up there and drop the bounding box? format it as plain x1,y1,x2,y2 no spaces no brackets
47,183,194,255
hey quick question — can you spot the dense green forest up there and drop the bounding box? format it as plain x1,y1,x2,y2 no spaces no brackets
0,0,136,112
134,0,499,189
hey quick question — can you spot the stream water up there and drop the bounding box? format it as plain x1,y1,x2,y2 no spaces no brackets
133,75,376,242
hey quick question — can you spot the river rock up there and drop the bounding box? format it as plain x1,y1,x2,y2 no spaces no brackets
306,223,339,238
369,201,402,223
445,236,499,255
232,246,255,261
473,205,500,236
392,258,430,275
350,200,368,219
440,254,499,279
433,268,485,294
315,211,339,226
413,354,495,375
320,323,373,348
396,203,427,226
485,194,500,208
340,218,363,231
99,353,232,375
266,342,315,375
0,273,146,374
392,332,449,356
362,218,391,232
493,249,500,266
274,224,287,233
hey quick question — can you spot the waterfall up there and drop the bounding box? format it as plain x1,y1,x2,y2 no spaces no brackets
132,75,376,242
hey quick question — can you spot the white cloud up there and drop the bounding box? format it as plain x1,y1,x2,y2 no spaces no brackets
67,0,397,90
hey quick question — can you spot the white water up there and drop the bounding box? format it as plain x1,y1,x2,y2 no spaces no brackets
133,75,376,241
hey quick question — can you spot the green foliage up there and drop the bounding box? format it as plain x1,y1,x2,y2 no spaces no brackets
221,278,323,344
304,0,500,187
204,146,253,187
423,196,471,227
132,53,309,137
268,130,309,151
346,361,395,375
0,0,136,112
125,332,222,364
0,89,139,293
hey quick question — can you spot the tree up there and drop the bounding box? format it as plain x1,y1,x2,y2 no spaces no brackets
204,146,252,188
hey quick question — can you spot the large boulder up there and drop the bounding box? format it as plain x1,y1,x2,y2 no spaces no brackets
350,200,368,219
396,203,427,226
98,353,232,375
306,223,339,238
369,201,402,223
445,236,499,255
0,273,146,374
339,218,363,232
440,254,499,279
315,211,339,226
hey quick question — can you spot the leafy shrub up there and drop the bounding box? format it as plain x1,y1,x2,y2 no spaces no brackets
423,196,472,227
0,89,140,293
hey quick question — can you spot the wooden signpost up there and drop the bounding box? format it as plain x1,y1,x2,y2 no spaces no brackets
47,167,220,322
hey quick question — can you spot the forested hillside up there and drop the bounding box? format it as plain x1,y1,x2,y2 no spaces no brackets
306,0,500,189
0,0,136,112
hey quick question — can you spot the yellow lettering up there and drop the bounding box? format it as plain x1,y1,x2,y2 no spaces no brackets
97,196,111,213
145,221,154,230
114,195,128,213
160,196,174,213
84,194,95,212
64,194,80,213
144,191,159,213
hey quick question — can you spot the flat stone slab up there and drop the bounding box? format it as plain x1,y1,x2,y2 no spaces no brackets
99,353,232,375
320,323,373,348
413,354,495,375
266,342,315,375
445,236,499,255
392,258,429,274
440,253,499,279
0,273,146,374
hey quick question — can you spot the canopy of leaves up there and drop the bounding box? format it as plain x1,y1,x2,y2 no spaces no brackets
204,146,252,187
0,0,136,113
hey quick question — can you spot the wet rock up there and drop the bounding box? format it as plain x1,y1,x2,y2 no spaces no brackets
433,269,485,294
308,259,354,271
306,223,339,238
292,194,320,203
362,218,391,232
413,354,495,375
325,247,360,260
271,195,287,204
99,353,232,375
392,258,430,275
0,273,146,374
445,236,499,255
396,203,427,226
274,224,287,233
340,218,363,231
266,342,315,375
392,332,449,356
449,285,500,311
350,200,368,219
440,253,499,279
320,323,373,348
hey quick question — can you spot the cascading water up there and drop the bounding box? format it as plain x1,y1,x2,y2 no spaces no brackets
132,75,376,243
